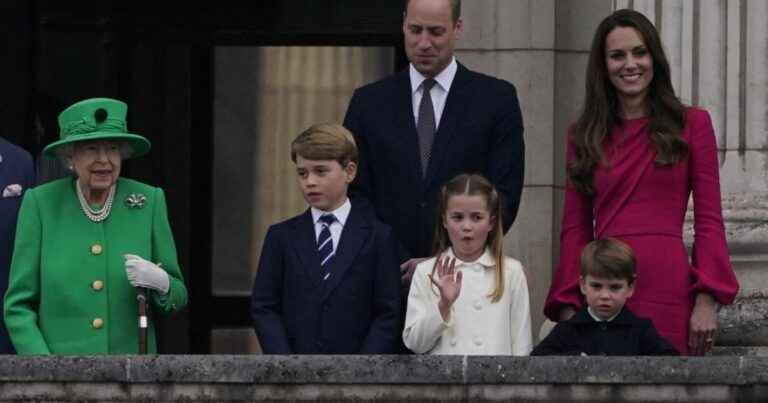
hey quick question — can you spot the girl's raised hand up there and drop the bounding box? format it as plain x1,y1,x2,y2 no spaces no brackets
429,256,462,321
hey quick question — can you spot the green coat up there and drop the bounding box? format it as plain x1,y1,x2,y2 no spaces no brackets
3,177,187,354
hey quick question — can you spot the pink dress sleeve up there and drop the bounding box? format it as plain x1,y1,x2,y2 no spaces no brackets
687,109,739,304
544,132,594,320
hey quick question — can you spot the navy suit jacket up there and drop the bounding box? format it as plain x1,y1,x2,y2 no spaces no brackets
531,307,678,356
250,199,401,354
0,138,34,353
343,63,525,259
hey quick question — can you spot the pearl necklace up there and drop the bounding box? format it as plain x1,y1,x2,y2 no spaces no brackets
76,180,116,223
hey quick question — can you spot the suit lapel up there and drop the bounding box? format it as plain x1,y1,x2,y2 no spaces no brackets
289,209,323,287
424,64,472,188
393,69,425,189
320,204,371,301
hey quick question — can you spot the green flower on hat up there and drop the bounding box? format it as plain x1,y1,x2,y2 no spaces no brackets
43,98,151,159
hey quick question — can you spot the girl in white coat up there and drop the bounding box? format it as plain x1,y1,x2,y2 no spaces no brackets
403,173,532,355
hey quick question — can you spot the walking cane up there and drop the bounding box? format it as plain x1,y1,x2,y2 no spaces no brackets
137,288,148,354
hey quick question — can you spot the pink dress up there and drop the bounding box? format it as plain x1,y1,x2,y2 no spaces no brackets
544,108,739,355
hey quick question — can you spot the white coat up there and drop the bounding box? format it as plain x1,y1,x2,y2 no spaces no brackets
403,248,532,355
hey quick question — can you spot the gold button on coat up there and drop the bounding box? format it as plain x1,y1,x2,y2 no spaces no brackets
91,244,103,255
92,318,104,329
92,280,104,291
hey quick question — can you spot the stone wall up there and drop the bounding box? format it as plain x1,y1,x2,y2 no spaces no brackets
456,0,614,340
457,0,768,345
1,355,768,402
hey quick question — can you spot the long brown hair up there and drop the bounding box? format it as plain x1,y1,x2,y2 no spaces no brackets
431,173,505,302
569,9,688,194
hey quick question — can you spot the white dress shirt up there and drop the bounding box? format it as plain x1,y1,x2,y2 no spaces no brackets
403,247,533,355
311,198,351,252
409,57,458,130
587,306,621,322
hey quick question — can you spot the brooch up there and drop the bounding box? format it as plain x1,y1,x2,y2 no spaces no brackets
125,193,147,208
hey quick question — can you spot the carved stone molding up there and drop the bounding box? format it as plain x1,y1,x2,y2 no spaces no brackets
719,289,768,346
684,192,768,253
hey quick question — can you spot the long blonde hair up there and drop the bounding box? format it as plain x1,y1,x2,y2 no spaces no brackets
431,173,505,302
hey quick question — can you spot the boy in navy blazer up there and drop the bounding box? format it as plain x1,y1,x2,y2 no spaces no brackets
251,123,401,354
532,238,677,356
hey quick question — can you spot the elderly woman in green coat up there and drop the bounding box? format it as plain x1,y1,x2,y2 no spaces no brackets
3,98,187,354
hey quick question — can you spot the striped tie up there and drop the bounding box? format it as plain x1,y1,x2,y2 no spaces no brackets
317,214,337,280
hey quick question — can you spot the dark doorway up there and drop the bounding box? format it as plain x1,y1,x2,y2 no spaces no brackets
6,0,407,353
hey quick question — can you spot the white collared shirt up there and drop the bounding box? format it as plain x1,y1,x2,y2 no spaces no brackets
587,306,621,322
310,198,351,253
409,57,458,130
403,247,533,356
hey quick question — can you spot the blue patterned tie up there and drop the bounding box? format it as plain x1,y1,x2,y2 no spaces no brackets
317,214,337,280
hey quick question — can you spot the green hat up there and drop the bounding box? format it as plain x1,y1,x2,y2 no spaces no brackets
43,97,151,159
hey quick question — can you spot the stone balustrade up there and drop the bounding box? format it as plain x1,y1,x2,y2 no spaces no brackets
1,355,768,402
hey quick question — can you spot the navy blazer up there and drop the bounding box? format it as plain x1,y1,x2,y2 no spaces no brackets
0,138,34,353
250,199,401,354
343,63,525,259
531,307,679,356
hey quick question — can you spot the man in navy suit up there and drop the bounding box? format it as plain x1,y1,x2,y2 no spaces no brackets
250,123,400,354
343,0,525,284
0,138,34,353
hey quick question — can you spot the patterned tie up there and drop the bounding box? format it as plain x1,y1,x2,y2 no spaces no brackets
417,78,437,177
317,214,337,280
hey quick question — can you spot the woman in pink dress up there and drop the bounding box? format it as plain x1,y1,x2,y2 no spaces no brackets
544,9,739,355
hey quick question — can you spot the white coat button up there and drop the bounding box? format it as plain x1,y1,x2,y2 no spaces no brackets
91,244,103,255
474,300,482,310
450,338,457,346
474,336,483,346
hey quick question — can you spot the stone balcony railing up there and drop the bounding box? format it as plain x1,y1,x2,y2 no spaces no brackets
1,355,768,402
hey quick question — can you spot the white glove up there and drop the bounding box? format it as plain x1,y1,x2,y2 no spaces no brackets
124,254,170,295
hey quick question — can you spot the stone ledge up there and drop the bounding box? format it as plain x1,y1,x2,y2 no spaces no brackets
2,356,768,402
719,290,768,346
1,355,768,384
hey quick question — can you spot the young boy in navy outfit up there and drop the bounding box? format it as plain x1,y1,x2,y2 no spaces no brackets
532,238,677,356
250,123,401,354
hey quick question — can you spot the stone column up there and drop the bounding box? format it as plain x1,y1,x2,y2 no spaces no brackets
457,0,614,340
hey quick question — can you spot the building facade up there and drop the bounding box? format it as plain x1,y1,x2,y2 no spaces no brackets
1,0,764,353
